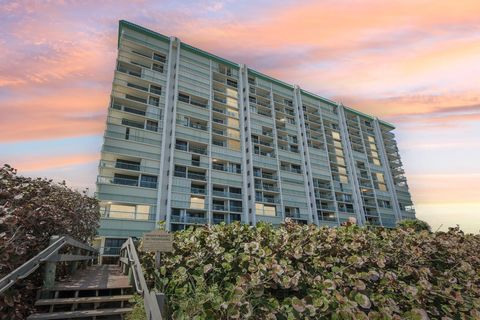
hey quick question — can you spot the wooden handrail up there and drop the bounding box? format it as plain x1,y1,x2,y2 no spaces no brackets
0,235,98,295
119,238,164,320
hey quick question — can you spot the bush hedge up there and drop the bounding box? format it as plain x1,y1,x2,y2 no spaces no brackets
142,220,480,319
0,165,100,319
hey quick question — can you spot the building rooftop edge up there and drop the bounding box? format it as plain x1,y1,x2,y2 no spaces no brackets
118,20,396,130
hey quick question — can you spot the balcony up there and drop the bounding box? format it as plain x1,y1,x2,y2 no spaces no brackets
212,204,227,211
175,144,207,155
230,206,243,212
255,196,280,204
213,218,225,224
125,94,147,105
191,187,206,195
126,82,148,92
187,172,207,181
117,66,141,78
212,190,242,199
285,212,309,220
171,215,208,224
98,176,137,187
254,184,279,192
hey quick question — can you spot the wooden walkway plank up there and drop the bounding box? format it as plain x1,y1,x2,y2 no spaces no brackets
27,307,133,320
46,265,131,291
35,295,133,306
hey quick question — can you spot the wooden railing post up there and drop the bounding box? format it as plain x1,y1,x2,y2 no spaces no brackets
41,235,59,298
69,247,81,274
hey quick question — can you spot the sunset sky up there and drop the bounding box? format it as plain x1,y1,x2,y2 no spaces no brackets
1,0,479,232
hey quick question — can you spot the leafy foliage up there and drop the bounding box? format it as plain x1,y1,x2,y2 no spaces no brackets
125,294,147,320
142,219,480,319
397,219,431,232
0,165,100,319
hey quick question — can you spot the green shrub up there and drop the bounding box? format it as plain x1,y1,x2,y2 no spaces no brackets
141,220,480,319
0,165,100,319
125,294,147,320
397,219,431,232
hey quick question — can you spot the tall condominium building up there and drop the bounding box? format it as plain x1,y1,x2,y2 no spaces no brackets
96,20,415,250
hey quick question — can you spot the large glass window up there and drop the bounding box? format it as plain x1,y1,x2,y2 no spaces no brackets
190,196,205,209
140,175,157,188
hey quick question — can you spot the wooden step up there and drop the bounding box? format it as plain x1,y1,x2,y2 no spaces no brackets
27,308,133,320
35,295,134,306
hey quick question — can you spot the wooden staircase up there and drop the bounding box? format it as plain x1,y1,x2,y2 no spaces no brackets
28,265,133,320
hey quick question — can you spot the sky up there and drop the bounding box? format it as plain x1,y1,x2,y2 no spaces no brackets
0,0,479,232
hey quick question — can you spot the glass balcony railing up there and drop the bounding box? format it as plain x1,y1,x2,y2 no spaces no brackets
191,187,206,195
229,206,243,212
187,172,206,181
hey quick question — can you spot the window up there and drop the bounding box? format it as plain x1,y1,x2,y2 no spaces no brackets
107,204,135,219
150,85,162,95
226,79,237,88
115,159,140,171
190,196,205,209
104,238,127,254
113,173,138,186
175,140,188,151
153,53,166,63
148,96,159,106
178,93,190,103
140,175,157,188
229,163,241,174
256,203,276,216
292,164,301,174
213,139,226,147
174,165,186,178
152,63,163,73
146,120,158,132
122,118,144,129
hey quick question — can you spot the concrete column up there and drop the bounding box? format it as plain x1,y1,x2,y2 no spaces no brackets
373,118,402,221
337,105,366,225
293,86,319,225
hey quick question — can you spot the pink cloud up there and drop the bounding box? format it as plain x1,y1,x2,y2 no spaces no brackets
9,153,99,172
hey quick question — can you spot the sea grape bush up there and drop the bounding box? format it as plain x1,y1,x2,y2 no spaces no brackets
0,165,100,319
142,220,480,319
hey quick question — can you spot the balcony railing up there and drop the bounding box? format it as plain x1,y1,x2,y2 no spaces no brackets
101,210,155,221
98,176,137,187
187,172,206,181
175,144,207,155
212,190,242,199
229,206,243,212
111,103,161,120
191,187,206,195
255,196,280,204
212,204,227,211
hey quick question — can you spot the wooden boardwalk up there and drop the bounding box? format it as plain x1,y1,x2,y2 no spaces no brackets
51,265,130,291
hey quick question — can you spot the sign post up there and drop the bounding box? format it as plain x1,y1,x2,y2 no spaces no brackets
142,230,173,268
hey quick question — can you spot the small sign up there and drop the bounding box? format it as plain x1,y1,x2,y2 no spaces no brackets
142,230,173,252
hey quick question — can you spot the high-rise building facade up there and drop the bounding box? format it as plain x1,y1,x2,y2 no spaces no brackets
96,21,415,250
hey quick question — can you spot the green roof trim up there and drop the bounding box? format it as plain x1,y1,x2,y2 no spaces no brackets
248,69,293,90
116,20,396,130
118,20,169,48
180,43,238,69
300,89,338,108
379,120,395,129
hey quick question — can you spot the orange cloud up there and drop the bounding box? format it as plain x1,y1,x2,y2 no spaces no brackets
0,87,108,142
409,173,480,204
